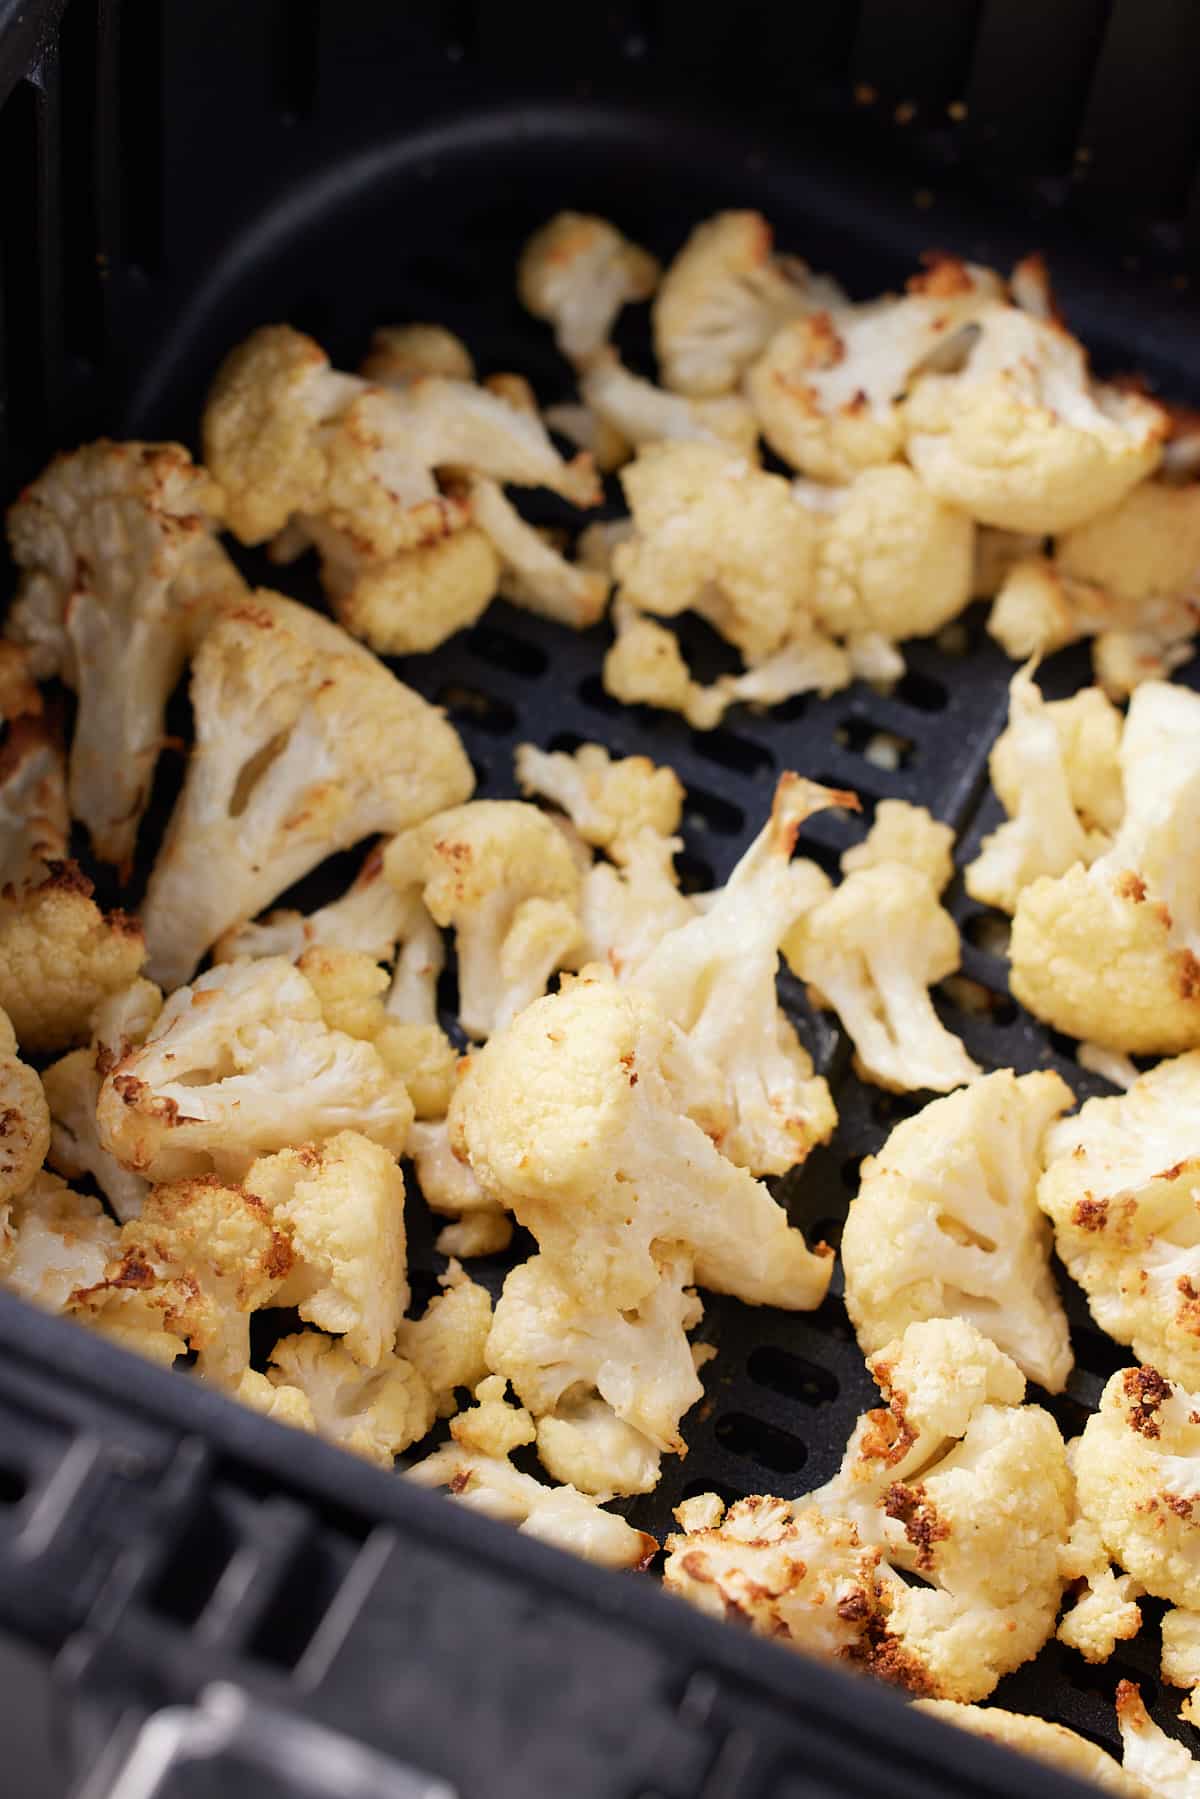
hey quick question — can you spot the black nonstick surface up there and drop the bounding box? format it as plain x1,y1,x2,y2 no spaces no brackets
102,95,1200,1768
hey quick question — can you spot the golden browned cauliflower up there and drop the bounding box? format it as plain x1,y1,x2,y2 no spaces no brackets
0,712,69,889
359,323,475,384
314,519,499,655
264,1331,435,1467
0,861,145,1054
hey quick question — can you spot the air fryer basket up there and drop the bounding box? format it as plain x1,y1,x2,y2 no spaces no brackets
3,5,1200,1795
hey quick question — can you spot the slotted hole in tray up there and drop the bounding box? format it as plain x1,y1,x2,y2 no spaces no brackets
684,786,745,836
147,1495,238,1627
964,909,1012,958
713,1413,808,1475
692,729,775,777
746,1349,839,1408
244,1529,352,1672
435,682,517,735
894,669,949,713
0,1464,26,1506
834,716,916,771
465,623,549,678
577,671,622,717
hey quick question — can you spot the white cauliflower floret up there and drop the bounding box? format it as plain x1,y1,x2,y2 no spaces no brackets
407,1375,656,1569
294,944,456,1123
245,1131,407,1367
1009,679,1200,1053
840,799,954,894
95,956,413,1182
629,774,845,1174
905,307,1166,533
534,1392,663,1497
487,1247,703,1475
0,713,69,888
542,401,631,475
805,464,974,643
204,324,597,551
517,212,658,366
578,353,759,457
468,478,608,630
1056,1503,1143,1664
680,626,856,733
653,210,845,397
1161,1609,1200,1722
0,1171,119,1313
139,592,473,989
1037,1054,1200,1385
747,260,1002,482
385,800,582,1041
784,859,980,1093
1074,1366,1200,1614
601,598,711,723
358,324,475,384
215,844,410,965
78,1173,294,1387
966,665,1123,913
394,1259,492,1416
5,440,247,867
0,1003,50,1209
841,1070,1074,1390
574,827,697,980
0,859,145,1054
612,443,816,662
44,977,162,1222
1058,478,1200,674
916,1701,1142,1795
235,1368,317,1433
315,520,499,656
450,976,833,1312
267,1331,434,1467
1117,1680,1200,1797
408,1115,511,1258
514,741,683,859
988,554,1197,694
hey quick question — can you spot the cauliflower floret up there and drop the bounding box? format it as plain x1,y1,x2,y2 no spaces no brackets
573,827,696,982
394,1259,492,1416
468,478,608,630
0,1004,50,1209
0,714,69,888
244,1131,407,1367
973,526,1045,599
487,1247,703,1479
514,741,683,859
653,210,845,397
1059,477,1200,624
916,1701,1141,1795
578,353,759,457
0,1171,119,1311
1162,1609,1200,1722
841,1070,1075,1390
542,401,631,475
96,956,413,1182
629,774,845,1174
534,1392,662,1497
43,977,162,1222
905,308,1166,533
385,800,582,1041
1074,1366,1200,1614
1037,1054,1200,1384
5,440,247,867
966,666,1123,913
1117,1680,1200,1797
214,843,410,965
601,598,707,721
450,976,833,1312
1056,1504,1143,1664
747,263,1003,482
1009,680,1200,1053
408,1116,512,1259
840,799,955,894
80,1174,294,1387
807,464,974,643
358,324,475,384
267,1331,434,1467
204,325,596,551
0,860,144,1054
407,1375,656,1569
517,212,658,367
988,554,1197,694
612,443,815,662
235,1368,317,1433
0,643,43,726
316,521,499,655
784,860,980,1093
679,625,856,733
139,592,473,988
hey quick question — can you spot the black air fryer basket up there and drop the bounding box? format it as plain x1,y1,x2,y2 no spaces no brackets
2,4,1200,1794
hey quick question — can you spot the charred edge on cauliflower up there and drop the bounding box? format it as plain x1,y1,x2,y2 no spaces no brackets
1122,1365,1172,1437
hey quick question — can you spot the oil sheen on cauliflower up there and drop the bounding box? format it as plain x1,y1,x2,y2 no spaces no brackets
842,1069,1074,1391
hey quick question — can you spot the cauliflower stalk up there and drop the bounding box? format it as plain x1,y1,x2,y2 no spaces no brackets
468,477,608,630
0,712,70,889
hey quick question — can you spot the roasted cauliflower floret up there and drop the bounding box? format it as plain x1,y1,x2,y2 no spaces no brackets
806,464,974,643
316,520,499,655
450,976,833,1312
0,713,69,888
245,1131,408,1367
394,1259,492,1417
95,956,413,1182
653,210,844,396
1038,1054,1200,1385
408,1116,512,1260
43,977,162,1223
574,826,697,981
966,666,1124,913
784,858,979,1094
514,741,683,860
905,307,1166,533
0,1003,50,1209
266,1331,435,1467
468,477,608,629
601,597,709,722
0,1169,119,1316
296,943,456,1123
408,1375,657,1569
359,323,475,385
0,860,144,1054
1056,1500,1143,1665
917,1701,1141,1796
214,843,410,966
1009,679,1200,1053
5,440,247,867
385,800,582,1041
630,774,845,1174
841,1070,1074,1391
517,212,658,367
1074,1366,1200,1617
139,592,472,989
578,353,759,456
612,443,815,662
840,799,954,894
747,263,1002,483
487,1247,704,1487
1116,1680,1200,1797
